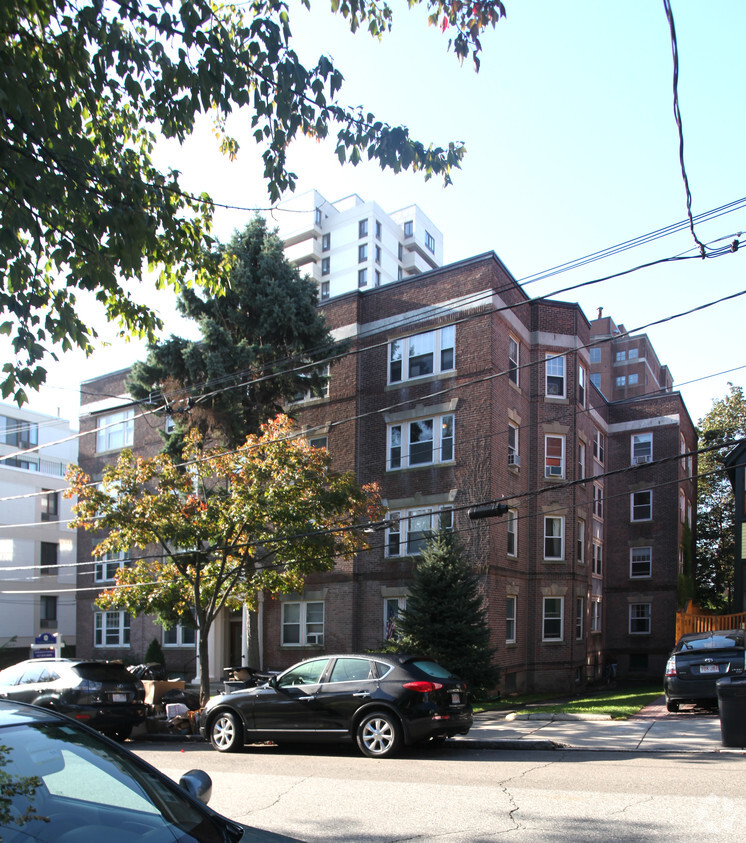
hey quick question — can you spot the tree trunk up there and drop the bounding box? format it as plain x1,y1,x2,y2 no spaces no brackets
198,624,211,707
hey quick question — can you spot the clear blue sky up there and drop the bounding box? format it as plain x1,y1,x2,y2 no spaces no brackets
21,0,746,428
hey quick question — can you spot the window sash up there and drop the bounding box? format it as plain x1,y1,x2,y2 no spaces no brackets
384,597,406,640
282,601,325,646
630,547,652,578
543,597,563,640
508,337,519,385
575,597,584,640
95,550,126,583
506,509,517,557
632,433,653,462
388,414,454,470
389,327,455,384
631,490,652,521
386,508,452,557
545,355,566,397
629,604,651,634
96,409,134,452
94,611,130,647
577,519,585,564
545,435,565,477
544,516,564,560
506,596,516,643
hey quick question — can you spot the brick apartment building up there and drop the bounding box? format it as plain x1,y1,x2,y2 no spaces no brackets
74,252,697,693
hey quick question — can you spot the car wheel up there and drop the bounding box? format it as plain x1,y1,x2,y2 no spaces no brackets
210,710,243,753
105,724,133,742
356,711,401,758
666,698,679,713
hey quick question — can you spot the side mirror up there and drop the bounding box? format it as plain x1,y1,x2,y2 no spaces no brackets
179,769,212,805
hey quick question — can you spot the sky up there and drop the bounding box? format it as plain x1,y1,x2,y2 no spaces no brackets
16,0,746,430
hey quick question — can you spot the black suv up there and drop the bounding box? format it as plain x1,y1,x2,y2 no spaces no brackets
0,658,147,740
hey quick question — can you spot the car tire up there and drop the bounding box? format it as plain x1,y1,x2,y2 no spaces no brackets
210,710,243,753
666,698,679,713
355,711,401,758
104,724,133,742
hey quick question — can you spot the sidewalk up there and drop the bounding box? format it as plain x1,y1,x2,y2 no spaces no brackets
453,696,741,753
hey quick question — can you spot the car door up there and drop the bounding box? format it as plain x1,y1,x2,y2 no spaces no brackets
250,658,330,735
313,657,379,732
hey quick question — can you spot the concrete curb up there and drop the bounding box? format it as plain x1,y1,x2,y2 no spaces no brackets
505,712,613,722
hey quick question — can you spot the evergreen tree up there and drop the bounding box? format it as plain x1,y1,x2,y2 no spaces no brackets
396,530,499,695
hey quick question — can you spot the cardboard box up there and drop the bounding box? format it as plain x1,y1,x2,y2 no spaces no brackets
142,679,185,706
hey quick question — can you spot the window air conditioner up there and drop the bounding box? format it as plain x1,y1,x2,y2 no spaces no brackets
508,453,521,467
634,455,651,465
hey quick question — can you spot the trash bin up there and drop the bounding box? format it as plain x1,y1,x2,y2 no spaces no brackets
716,675,746,747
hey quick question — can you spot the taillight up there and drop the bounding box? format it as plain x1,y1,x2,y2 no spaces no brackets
665,656,677,677
402,681,444,693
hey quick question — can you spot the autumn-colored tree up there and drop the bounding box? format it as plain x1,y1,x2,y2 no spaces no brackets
66,416,383,704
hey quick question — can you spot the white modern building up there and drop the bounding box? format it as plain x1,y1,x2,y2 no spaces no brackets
0,404,78,656
271,190,444,299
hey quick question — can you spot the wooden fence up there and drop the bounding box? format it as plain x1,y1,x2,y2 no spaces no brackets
675,602,746,640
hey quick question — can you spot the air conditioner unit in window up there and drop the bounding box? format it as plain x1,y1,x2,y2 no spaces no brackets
508,453,521,467
634,455,651,465
306,633,324,645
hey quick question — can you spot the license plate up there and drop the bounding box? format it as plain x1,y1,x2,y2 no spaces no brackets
450,693,461,705
111,693,127,703
699,665,719,674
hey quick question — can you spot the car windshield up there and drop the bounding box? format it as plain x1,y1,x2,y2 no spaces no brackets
409,660,456,680
0,720,227,842
679,634,744,651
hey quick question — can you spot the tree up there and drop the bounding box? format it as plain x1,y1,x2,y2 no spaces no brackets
126,216,340,453
1,0,506,403
696,383,746,611
66,416,383,705
393,529,499,695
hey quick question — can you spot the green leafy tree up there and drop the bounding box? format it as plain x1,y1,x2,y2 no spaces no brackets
1,0,506,403
127,216,340,453
696,383,746,611
66,417,383,704
394,529,499,695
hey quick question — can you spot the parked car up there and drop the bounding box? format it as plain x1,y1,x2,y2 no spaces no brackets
201,653,472,758
0,658,146,741
664,629,746,711
0,699,299,842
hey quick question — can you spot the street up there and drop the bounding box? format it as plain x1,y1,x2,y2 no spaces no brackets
133,737,746,842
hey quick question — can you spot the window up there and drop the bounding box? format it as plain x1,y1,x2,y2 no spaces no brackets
508,336,519,385
0,415,38,447
40,595,57,628
375,245,381,264
542,597,563,641
577,518,585,564
506,509,517,556
384,597,406,640
291,364,330,402
375,269,381,287
544,516,564,560
616,375,626,387
628,347,639,359
321,256,330,275
628,373,639,385
508,423,519,466
592,542,602,576
591,600,602,632
630,547,652,578
589,347,602,364
425,231,435,253
389,326,455,383
308,435,328,450
40,541,58,570
386,508,452,557
40,490,59,521
403,220,413,237
506,596,516,644
358,268,367,287
679,490,686,523
578,441,586,480
632,433,652,464
282,601,324,646
615,350,626,362
94,611,130,647
590,373,601,389
315,207,322,225
375,220,382,240
398,243,403,261
163,623,196,647
321,233,330,251
629,603,651,635
320,280,330,300
631,490,652,521
545,435,565,478
575,597,584,640
95,549,126,583
593,483,603,518
397,266,403,281
593,429,605,463
545,355,566,398
388,414,454,470
578,365,586,406
96,408,134,453
359,219,368,238
358,243,367,262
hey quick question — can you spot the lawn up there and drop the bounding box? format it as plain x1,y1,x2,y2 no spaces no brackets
474,685,664,720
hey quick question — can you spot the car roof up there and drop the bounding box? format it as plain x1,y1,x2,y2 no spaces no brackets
676,629,745,646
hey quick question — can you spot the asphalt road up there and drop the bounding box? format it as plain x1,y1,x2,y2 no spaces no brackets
133,732,746,842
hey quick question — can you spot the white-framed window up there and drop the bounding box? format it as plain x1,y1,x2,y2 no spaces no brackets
578,441,586,480
315,207,322,225
94,611,130,647
291,364,329,403
591,600,602,632
321,256,330,275
629,603,651,635
388,414,454,470
589,347,602,364
95,549,126,583
544,516,564,560
593,429,604,464
545,434,565,478
163,623,196,647
425,231,435,253
632,433,652,464
384,596,407,640
578,365,587,406
631,490,652,522
616,375,626,387
576,597,584,640
508,422,519,466
359,218,368,238
389,326,455,383
386,507,452,557
630,546,652,578
322,232,330,251
506,596,517,644
40,490,59,522
593,483,603,519
282,601,324,646
506,509,518,557
542,597,563,641
403,220,413,237
508,336,519,385
96,408,134,453
592,542,602,576
358,243,367,263
577,518,585,564
545,355,566,398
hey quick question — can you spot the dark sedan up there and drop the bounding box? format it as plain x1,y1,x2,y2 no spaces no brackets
201,653,472,758
0,658,146,741
664,629,746,711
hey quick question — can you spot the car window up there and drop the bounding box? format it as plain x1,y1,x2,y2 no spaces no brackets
19,665,45,684
409,660,456,680
371,660,394,679
329,658,371,683
73,663,134,682
0,663,28,686
679,635,744,651
278,659,328,687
